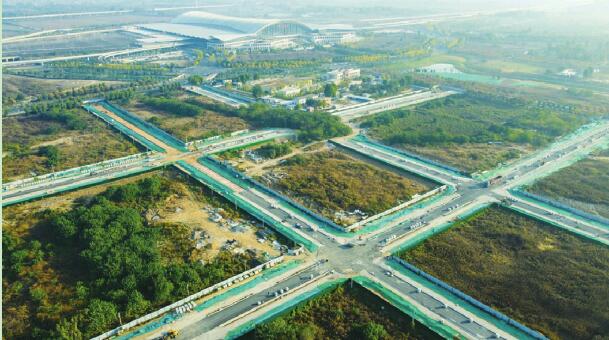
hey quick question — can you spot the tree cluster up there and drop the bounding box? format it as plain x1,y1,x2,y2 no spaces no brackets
186,101,351,142
2,175,259,339
256,142,292,159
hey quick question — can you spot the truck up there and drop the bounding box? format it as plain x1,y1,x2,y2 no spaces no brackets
485,175,503,187
162,330,179,339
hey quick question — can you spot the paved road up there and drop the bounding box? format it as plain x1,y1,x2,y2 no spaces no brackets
7,87,607,339
331,90,457,121
183,86,246,108
2,129,295,206
2,43,184,66
169,119,609,339
334,137,469,186
175,262,330,339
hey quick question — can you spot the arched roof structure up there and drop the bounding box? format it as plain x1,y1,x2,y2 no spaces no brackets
172,11,312,38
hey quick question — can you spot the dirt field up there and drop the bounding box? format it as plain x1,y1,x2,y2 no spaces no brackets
2,111,139,181
2,74,124,99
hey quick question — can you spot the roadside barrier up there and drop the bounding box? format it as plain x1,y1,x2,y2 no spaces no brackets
175,161,318,252
93,257,285,340
98,101,188,151
83,104,165,152
511,187,609,228
2,152,158,193
353,276,463,339
389,203,489,254
202,156,346,232
201,84,256,104
225,279,346,339
390,257,547,340
347,185,447,231
352,134,468,177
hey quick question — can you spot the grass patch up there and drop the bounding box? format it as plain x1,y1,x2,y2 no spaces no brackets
397,205,609,339
240,280,441,340
526,149,609,219
258,149,432,226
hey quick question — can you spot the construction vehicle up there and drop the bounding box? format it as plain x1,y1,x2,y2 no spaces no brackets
162,330,179,339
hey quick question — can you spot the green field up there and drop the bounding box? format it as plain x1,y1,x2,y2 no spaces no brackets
361,92,592,173
527,149,609,219
241,281,441,340
398,205,609,339
258,150,433,226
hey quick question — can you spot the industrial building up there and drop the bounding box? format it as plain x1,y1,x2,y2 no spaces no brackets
139,11,357,51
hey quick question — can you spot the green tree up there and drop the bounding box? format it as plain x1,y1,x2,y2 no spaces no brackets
252,85,264,98
56,315,84,340
40,145,60,168
83,299,118,337
125,291,151,319
324,83,338,97
188,75,204,85
359,322,389,340
152,275,174,304
298,323,320,340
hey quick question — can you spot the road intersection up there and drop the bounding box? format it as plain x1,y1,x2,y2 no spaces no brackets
3,97,608,340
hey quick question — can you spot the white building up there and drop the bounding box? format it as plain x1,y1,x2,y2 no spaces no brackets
324,68,361,84
139,11,357,52
277,85,301,98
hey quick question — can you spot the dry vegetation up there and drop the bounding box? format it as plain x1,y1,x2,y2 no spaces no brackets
242,281,441,340
527,149,609,218
2,74,122,99
125,94,250,141
2,111,139,180
258,148,433,226
399,205,609,339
